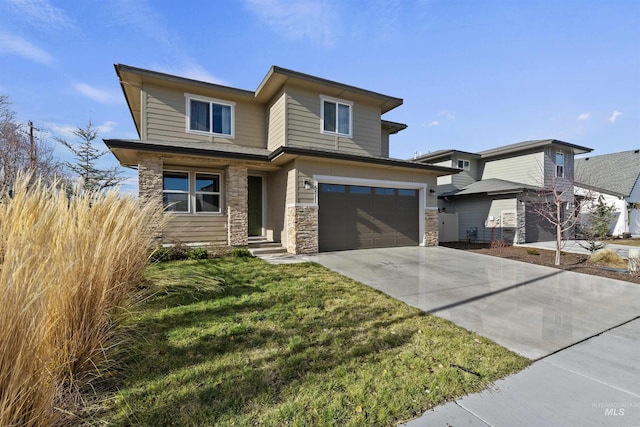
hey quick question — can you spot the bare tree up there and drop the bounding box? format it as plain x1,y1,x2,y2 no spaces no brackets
530,177,588,265
0,96,63,191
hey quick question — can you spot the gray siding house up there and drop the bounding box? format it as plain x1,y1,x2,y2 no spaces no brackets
575,149,640,237
416,140,592,243
104,64,458,253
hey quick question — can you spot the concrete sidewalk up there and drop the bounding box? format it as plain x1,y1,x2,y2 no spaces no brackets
403,319,640,427
518,239,638,259
306,246,640,426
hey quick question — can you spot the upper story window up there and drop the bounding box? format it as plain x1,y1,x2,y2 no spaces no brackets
321,96,352,137
186,94,234,137
555,151,565,178
163,170,221,214
457,159,470,170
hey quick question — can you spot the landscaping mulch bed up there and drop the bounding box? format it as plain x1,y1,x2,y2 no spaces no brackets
441,242,640,285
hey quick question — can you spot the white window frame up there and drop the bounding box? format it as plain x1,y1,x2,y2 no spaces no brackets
457,159,470,170
162,169,223,215
320,95,353,138
555,151,565,178
163,170,190,213
185,93,235,138
194,172,222,214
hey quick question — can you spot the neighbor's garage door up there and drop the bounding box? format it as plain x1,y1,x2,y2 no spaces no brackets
318,183,419,252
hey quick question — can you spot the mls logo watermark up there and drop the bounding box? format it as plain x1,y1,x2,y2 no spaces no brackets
592,402,638,417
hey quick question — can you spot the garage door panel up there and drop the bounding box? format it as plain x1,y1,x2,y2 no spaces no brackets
319,184,419,252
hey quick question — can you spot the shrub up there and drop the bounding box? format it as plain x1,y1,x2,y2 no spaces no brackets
0,175,164,425
149,247,170,263
588,249,627,269
231,247,254,258
167,241,189,261
526,248,540,256
188,248,209,260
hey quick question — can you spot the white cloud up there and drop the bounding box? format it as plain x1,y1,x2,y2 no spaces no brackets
244,0,338,47
609,110,622,123
73,82,119,104
577,113,590,121
48,120,117,138
5,0,75,31
0,32,53,64
428,120,440,127
96,121,117,134
173,64,228,86
438,110,455,120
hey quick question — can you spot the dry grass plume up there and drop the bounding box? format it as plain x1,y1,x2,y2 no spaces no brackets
0,175,164,426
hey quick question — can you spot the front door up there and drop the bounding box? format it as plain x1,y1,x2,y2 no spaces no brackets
248,176,263,236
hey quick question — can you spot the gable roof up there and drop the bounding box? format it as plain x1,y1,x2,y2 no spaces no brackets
477,139,592,157
415,149,481,163
441,178,541,197
574,149,640,198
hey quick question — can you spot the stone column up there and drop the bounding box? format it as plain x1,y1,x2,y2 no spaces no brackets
138,153,163,242
226,165,248,247
423,209,439,246
516,198,526,244
286,205,318,254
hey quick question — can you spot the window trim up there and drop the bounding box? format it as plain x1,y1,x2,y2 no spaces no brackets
457,159,471,170
162,169,223,215
194,172,222,214
185,93,235,138
320,95,353,138
555,151,565,178
163,170,190,213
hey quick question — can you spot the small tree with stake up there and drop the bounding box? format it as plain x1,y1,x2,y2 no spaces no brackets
56,121,124,192
578,195,615,253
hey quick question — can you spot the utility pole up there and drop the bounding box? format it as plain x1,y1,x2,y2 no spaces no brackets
28,120,36,169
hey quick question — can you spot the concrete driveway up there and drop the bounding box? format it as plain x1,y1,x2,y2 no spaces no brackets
304,246,640,425
307,246,640,360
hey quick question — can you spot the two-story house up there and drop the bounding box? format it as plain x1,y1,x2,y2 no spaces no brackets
416,140,592,243
105,64,457,253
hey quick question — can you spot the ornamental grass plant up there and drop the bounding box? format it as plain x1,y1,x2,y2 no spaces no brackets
0,175,163,426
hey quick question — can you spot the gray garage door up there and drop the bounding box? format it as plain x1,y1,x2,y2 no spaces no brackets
318,183,419,252
525,204,557,242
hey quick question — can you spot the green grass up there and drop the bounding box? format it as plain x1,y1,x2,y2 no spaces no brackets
96,258,529,426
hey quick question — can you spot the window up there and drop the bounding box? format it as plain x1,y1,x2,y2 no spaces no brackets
350,186,371,194
195,173,220,213
321,96,352,137
375,187,395,196
457,159,470,170
162,171,222,214
320,184,346,193
398,189,417,197
555,151,565,178
163,171,189,212
186,95,234,137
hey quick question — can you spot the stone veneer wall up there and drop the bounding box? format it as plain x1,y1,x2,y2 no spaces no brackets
286,205,318,254
423,209,439,246
516,198,526,244
138,153,163,242
226,165,248,247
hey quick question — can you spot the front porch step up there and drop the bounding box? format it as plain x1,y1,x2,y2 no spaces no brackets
248,238,287,256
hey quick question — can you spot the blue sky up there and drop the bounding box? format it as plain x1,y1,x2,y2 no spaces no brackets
1,0,638,192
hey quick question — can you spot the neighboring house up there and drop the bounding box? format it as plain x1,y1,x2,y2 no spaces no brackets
104,64,457,254
416,140,592,243
574,149,640,237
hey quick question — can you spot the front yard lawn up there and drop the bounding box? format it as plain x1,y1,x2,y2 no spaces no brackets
96,257,529,426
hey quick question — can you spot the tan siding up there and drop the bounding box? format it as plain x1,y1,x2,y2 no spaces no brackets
266,165,290,244
267,90,286,151
481,152,545,186
285,85,383,156
286,168,297,206
381,129,390,157
144,84,266,148
163,215,227,244
294,158,439,209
